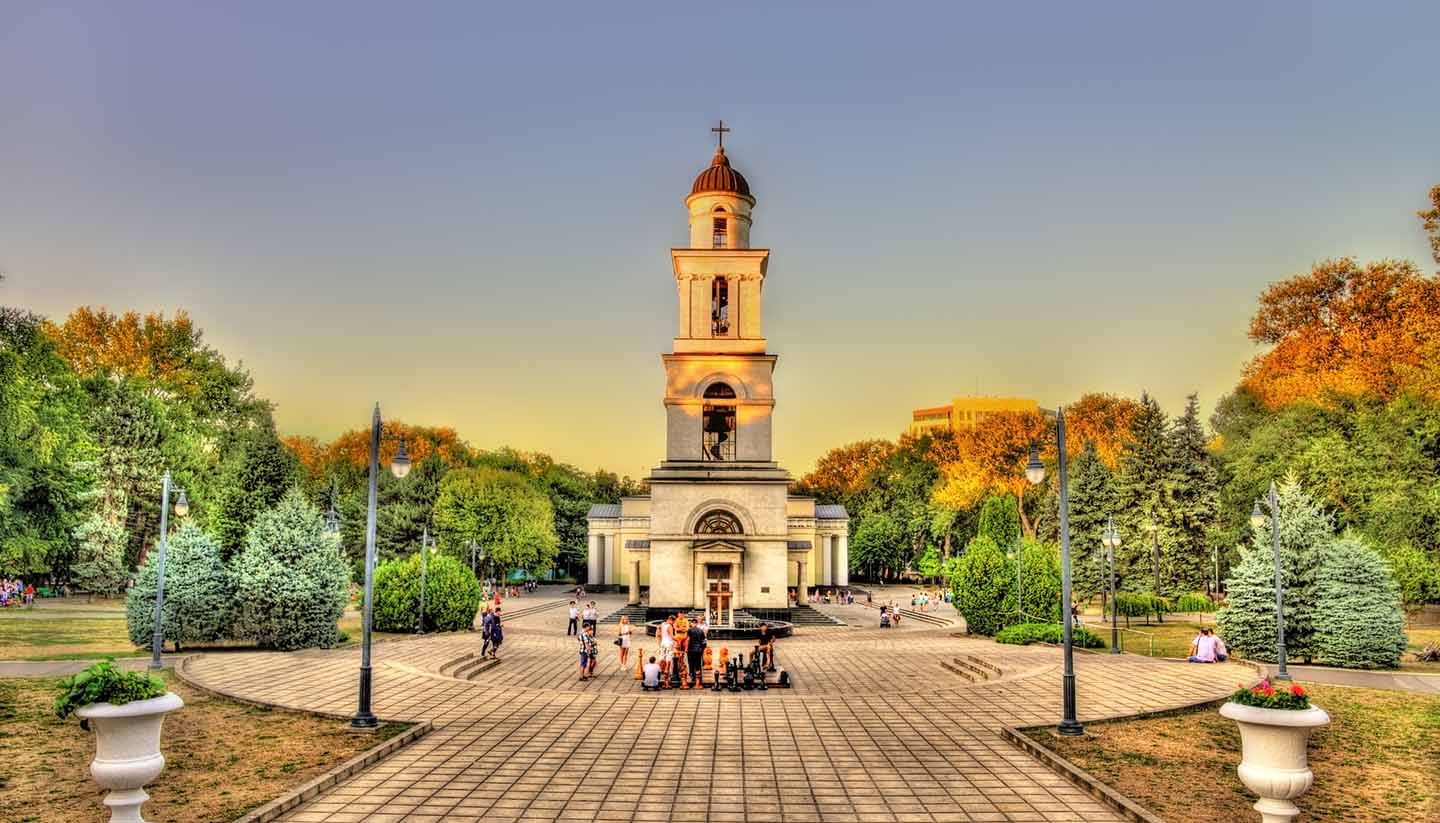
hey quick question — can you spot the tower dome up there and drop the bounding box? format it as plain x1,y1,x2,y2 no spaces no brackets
690,147,752,199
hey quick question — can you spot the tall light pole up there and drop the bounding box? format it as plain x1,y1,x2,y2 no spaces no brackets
149,471,189,670
1211,545,1219,597
1014,533,1023,620
1026,406,1084,737
325,478,340,536
417,527,435,633
353,407,410,730
1103,516,1121,655
1251,481,1289,682
1145,518,1160,595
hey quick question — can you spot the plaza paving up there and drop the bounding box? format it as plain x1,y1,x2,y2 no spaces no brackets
180,591,1251,822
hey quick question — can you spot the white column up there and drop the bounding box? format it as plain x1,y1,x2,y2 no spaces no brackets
797,559,808,604
587,534,600,586
629,559,641,605
602,534,614,586
836,534,849,586
819,537,832,587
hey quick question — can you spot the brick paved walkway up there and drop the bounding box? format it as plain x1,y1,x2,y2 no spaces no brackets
181,598,1248,823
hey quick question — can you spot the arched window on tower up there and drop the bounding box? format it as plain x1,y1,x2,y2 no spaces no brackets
711,277,730,336
702,382,737,461
712,206,728,248
696,510,743,535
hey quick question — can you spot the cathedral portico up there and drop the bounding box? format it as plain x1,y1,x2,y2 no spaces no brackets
587,126,848,620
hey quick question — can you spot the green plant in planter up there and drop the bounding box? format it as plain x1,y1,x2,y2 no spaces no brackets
54,659,167,719
1229,679,1310,710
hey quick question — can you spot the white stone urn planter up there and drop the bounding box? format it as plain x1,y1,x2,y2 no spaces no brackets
76,692,184,823
1220,701,1330,823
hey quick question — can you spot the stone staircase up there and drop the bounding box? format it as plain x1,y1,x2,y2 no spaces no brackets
939,653,1004,683
784,604,847,627
599,603,648,625
439,652,501,681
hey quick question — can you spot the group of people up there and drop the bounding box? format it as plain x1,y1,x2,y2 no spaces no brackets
0,578,34,607
478,602,503,659
639,614,776,690
566,600,600,636
795,588,855,606
1187,626,1229,663
910,590,948,611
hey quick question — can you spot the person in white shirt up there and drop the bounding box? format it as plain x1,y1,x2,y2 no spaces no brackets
567,601,579,636
1188,627,1225,663
642,656,662,690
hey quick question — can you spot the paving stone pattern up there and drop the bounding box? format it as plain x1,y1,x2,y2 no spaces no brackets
182,591,1246,822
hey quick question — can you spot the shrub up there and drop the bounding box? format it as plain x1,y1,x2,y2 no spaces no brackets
373,552,483,633
54,659,166,719
232,489,349,651
1229,679,1310,710
1218,478,1333,663
1175,593,1217,613
1004,538,1062,623
1313,534,1407,669
977,494,1020,547
125,523,234,651
995,622,1104,649
950,536,1011,636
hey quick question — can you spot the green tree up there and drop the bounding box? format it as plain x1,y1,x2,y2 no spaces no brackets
1217,478,1334,662
1164,394,1221,594
1383,543,1440,606
849,509,906,579
432,467,559,575
124,523,234,650
1314,534,1407,668
950,536,1011,636
233,489,348,650
0,309,97,574
70,494,130,596
209,421,298,556
1112,393,1173,593
1004,538,1062,623
976,494,1020,547
372,552,482,633
1056,441,1114,601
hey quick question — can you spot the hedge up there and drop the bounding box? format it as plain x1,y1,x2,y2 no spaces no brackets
373,552,483,633
995,622,1104,649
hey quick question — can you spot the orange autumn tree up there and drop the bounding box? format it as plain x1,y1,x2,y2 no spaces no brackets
285,423,474,488
1242,257,1440,408
795,439,897,503
931,394,1142,537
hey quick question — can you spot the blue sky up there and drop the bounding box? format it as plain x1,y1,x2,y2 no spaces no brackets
4,1,1438,477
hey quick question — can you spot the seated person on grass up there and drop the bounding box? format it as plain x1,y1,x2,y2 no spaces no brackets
1188,627,1228,663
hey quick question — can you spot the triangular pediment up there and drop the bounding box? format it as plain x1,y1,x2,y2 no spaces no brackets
692,538,745,552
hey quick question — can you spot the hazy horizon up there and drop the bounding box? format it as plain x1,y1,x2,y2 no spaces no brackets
5,2,1438,479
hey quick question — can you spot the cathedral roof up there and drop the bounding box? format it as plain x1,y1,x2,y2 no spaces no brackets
690,147,752,198
587,503,621,518
815,504,849,520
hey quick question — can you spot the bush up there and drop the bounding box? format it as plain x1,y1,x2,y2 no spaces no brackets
1005,538,1062,623
950,536,1011,636
996,622,1104,649
125,523,234,651
1175,593,1217,613
232,489,349,650
1313,534,1407,669
54,659,166,719
373,552,482,633
977,494,1020,547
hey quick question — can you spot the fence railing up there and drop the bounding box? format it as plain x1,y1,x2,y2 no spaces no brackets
1115,626,1157,656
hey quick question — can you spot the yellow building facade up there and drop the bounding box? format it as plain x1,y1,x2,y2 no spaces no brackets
908,396,1039,436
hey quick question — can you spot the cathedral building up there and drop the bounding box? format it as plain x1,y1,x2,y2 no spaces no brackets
586,132,849,622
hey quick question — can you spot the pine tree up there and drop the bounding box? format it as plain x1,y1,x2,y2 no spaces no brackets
950,536,1011,636
1216,477,1333,662
1064,441,1114,601
71,489,130,596
1111,393,1172,593
125,522,234,650
233,489,348,650
977,494,1020,547
210,420,299,557
1313,533,1407,668
1164,394,1221,595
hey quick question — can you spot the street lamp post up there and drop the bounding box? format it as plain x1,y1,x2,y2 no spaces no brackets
418,527,435,633
1146,518,1160,595
1014,534,1023,620
353,407,410,729
1103,516,1121,655
1026,407,1084,737
1251,482,1289,681
149,471,189,670
1211,545,1219,598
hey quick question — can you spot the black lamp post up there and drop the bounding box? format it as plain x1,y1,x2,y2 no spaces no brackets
149,471,189,670
1103,516,1121,655
1250,481,1289,681
1025,408,1084,737
353,407,410,729
417,527,436,633
325,478,340,535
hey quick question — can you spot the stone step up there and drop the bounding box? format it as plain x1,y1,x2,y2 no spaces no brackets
439,653,476,677
949,656,991,680
959,653,1003,677
939,660,977,682
453,656,501,680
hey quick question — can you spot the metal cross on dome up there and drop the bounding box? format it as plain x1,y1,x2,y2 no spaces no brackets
712,120,730,149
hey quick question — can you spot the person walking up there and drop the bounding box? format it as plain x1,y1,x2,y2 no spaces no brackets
582,601,599,634
567,601,579,636
618,615,633,669
488,606,504,660
480,604,494,657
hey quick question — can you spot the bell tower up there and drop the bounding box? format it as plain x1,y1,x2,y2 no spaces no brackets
658,125,782,470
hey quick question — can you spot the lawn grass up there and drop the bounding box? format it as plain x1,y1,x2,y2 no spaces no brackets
1026,683,1440,823
0,672,406,823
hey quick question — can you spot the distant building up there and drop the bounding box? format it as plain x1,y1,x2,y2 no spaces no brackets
908,396,1039,436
